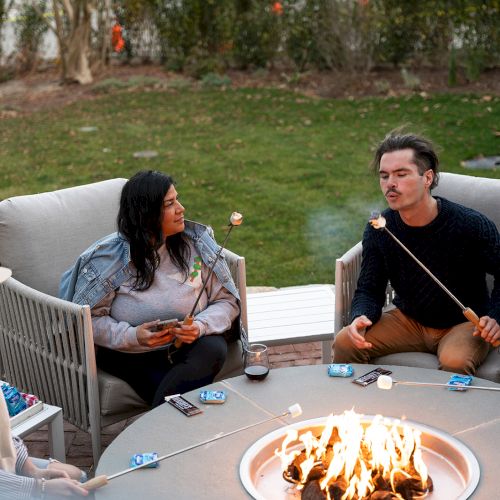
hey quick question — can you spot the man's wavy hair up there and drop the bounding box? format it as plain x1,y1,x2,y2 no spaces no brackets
117,170,190,290
372,130,440,190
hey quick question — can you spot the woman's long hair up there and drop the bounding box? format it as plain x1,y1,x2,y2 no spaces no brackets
117,170,190,290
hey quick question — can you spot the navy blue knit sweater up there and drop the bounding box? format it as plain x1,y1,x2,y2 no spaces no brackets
351,197,500,328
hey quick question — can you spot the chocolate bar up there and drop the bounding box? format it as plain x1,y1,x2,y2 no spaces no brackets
352,367,392,387
165,394,203,416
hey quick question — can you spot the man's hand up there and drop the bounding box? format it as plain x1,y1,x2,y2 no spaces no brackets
472,316,500,345
347,315,373,349
137,320,176,348
172,323,200,344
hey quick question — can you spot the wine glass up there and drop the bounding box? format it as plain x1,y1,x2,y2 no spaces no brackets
244,344,270,380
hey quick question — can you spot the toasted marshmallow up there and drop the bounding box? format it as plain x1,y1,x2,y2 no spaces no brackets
370,215,387,229
230,212,243,226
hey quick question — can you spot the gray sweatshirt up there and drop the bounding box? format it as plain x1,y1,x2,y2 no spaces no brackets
91,242,239,352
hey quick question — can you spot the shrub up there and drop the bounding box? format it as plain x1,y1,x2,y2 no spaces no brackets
14,0,48,73
200,72,232,88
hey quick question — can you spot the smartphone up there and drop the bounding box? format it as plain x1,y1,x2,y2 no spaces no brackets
153,318,179,332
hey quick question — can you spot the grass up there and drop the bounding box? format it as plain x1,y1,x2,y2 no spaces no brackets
0,87,499,286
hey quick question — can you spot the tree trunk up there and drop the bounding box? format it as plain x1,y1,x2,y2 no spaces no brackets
62,1,93,84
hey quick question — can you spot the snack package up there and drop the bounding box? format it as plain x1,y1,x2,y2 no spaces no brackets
21,392,39,407
447,374,473,391
199,390,226,404
129,452,159,468
327,364,354,378
1,383,28,417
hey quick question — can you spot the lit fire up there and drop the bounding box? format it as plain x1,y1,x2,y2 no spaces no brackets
275,410,432,499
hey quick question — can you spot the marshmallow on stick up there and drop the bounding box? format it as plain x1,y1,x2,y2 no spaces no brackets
175,212,244,347
377,374,500,392
369,213,500,348
82,402,302,491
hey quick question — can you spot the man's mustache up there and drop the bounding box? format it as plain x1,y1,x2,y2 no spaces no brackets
385,188,402,196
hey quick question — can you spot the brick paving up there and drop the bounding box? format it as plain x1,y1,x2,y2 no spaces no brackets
22,341,323,476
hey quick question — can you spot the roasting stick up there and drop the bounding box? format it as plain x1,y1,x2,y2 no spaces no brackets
175,212,243,347
377,374,500,392
370,215,500,348
82,403,303,491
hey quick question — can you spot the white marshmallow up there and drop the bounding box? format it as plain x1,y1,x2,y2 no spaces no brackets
288,403,303,418
230,212,243,226
377,375,394,390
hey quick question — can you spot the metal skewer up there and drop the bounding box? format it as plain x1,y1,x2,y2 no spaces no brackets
175,212,243,347
82,403,302,491
377,374,500,392
370,215,500,348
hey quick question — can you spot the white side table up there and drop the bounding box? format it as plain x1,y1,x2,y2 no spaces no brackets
247,284,335,363
11,403,66,462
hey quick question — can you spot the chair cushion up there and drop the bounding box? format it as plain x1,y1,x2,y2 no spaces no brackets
215,340,244,381
373,352,439,370
374,350,500,383
475,351,500,383
434,172,500,230
98,370,149,424
0,178,126,296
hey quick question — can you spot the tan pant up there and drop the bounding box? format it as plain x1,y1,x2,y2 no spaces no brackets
333,308,490,375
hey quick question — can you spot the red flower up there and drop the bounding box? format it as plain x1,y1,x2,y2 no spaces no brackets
272,2,283,15
111,24,125,53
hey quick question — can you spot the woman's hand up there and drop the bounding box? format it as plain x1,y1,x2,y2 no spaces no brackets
32,466,69,480
137,320,176,348
44,478,89,497
172,323,200,344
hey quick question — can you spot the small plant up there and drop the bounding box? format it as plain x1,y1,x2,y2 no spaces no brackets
167,77,192,90
15,0,48,73
91,78,129,94
400,68,421,91
200,72,232,88
127,76,163,88
464,49,486,83
374,79,391,94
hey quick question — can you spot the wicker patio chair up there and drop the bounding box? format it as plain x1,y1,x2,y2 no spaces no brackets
334,172,500,383
0,178,247,464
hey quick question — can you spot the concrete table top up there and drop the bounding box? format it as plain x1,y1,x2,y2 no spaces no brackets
95,364,500,499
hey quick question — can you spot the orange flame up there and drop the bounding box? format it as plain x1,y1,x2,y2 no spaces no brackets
277,410,430,499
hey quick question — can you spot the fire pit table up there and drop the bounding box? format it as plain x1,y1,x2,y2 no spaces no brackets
94,364,500,499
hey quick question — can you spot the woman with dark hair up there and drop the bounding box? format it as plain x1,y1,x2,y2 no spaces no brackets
60,171,240,407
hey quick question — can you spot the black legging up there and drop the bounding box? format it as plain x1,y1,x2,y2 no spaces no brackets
96,335,228,407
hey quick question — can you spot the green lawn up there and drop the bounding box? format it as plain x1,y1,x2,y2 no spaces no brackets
1,88,498,286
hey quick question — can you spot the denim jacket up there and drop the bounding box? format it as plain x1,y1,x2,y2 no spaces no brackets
59,220,240,308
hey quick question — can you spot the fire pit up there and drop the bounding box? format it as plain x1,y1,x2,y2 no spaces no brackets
240,412,479,499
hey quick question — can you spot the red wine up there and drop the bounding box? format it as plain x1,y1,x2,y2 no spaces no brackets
245,365,269,380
